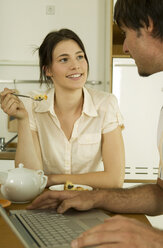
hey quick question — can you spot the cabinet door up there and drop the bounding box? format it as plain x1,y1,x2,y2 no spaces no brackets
113,58,163,180
0,160,14,171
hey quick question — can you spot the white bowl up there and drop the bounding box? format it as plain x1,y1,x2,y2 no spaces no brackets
49,184,93,191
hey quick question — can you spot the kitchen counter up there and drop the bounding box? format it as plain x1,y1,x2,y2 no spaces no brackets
0,151,15,160
0,143,16,160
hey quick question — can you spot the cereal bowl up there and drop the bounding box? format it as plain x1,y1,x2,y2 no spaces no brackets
49,184,93,191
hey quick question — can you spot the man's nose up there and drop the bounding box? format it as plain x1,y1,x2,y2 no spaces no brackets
123,40,129,54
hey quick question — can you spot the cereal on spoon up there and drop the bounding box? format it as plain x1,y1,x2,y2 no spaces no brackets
34,94,48,101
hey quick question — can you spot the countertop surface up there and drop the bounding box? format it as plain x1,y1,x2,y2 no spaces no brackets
0,151,15,160
0,143,16,160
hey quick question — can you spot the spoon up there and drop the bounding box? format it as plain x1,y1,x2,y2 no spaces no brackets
12,93,43,101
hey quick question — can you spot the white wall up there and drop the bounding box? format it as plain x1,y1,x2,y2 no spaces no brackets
0,0,109,140
0,0,106,82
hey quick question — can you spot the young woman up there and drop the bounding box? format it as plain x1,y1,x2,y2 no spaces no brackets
0,29,125,189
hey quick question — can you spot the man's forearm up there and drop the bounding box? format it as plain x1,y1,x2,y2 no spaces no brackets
95,183,163,216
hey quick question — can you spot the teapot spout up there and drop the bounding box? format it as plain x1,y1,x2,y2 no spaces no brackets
0,171,8,184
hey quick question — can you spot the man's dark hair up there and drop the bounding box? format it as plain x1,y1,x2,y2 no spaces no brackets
114,0,163,40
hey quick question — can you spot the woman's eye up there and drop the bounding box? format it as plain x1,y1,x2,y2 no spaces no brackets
60,58,68,63
77,55,84,60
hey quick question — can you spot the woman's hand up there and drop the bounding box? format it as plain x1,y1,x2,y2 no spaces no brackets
0,88,28,120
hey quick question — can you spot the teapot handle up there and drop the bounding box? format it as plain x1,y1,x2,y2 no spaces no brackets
40,175,48,192
37,170,44,176
36,170,48,193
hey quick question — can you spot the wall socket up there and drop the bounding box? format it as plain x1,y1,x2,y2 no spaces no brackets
46,5,55,15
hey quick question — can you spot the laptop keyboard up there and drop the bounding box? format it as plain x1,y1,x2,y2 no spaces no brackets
15,210,85,247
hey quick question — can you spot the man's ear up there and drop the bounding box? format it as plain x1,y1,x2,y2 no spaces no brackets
146,16,154,34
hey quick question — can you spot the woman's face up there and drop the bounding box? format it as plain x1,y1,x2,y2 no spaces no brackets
46,39,88,91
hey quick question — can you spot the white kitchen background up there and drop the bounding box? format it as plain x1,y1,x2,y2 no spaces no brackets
112,59,163,229
0,0,163,228
113,58,163,181
0,0,110,141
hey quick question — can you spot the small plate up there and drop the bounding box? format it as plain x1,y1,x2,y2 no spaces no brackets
49,184,93,191
0,199,11,208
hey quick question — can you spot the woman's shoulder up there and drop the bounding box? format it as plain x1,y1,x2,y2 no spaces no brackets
85,87,118,106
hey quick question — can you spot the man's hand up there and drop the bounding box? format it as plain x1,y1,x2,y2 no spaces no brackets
27,190,100,213
71,215,163,248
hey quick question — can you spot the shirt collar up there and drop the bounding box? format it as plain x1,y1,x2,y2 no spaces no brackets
34,86,97,117
82,87,97,117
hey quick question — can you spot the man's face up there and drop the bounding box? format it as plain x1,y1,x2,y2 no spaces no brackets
121,25,155,77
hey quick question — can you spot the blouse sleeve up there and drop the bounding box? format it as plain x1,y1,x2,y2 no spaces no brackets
102,94,124,134
21,98,38,132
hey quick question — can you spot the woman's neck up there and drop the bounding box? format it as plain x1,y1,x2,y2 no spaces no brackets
54,88,84,116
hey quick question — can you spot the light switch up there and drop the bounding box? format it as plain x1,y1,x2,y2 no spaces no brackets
46,5,55,15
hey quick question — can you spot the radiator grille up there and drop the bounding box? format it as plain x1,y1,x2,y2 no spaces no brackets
125,165,158,180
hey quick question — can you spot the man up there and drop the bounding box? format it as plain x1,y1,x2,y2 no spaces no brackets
27,0,163,247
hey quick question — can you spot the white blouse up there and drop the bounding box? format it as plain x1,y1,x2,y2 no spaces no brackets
22,87,124,175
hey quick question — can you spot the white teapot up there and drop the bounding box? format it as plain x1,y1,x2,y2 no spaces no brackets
0,163,47,203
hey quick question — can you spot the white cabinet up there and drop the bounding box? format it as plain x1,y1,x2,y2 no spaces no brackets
113,58,163,180
0,160,14,171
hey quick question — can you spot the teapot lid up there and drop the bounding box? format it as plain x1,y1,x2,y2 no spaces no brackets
10,163,45,177
11,163,35,174
18,163,24,169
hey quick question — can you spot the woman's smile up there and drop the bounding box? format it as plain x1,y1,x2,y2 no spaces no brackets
66,73,83,80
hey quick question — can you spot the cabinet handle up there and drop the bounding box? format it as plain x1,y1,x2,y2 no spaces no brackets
86,80,102,85
0,80,40,84
0,80,14,84
114,64,136,67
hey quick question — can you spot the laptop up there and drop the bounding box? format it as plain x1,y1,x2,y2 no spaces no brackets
0,205,109,248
